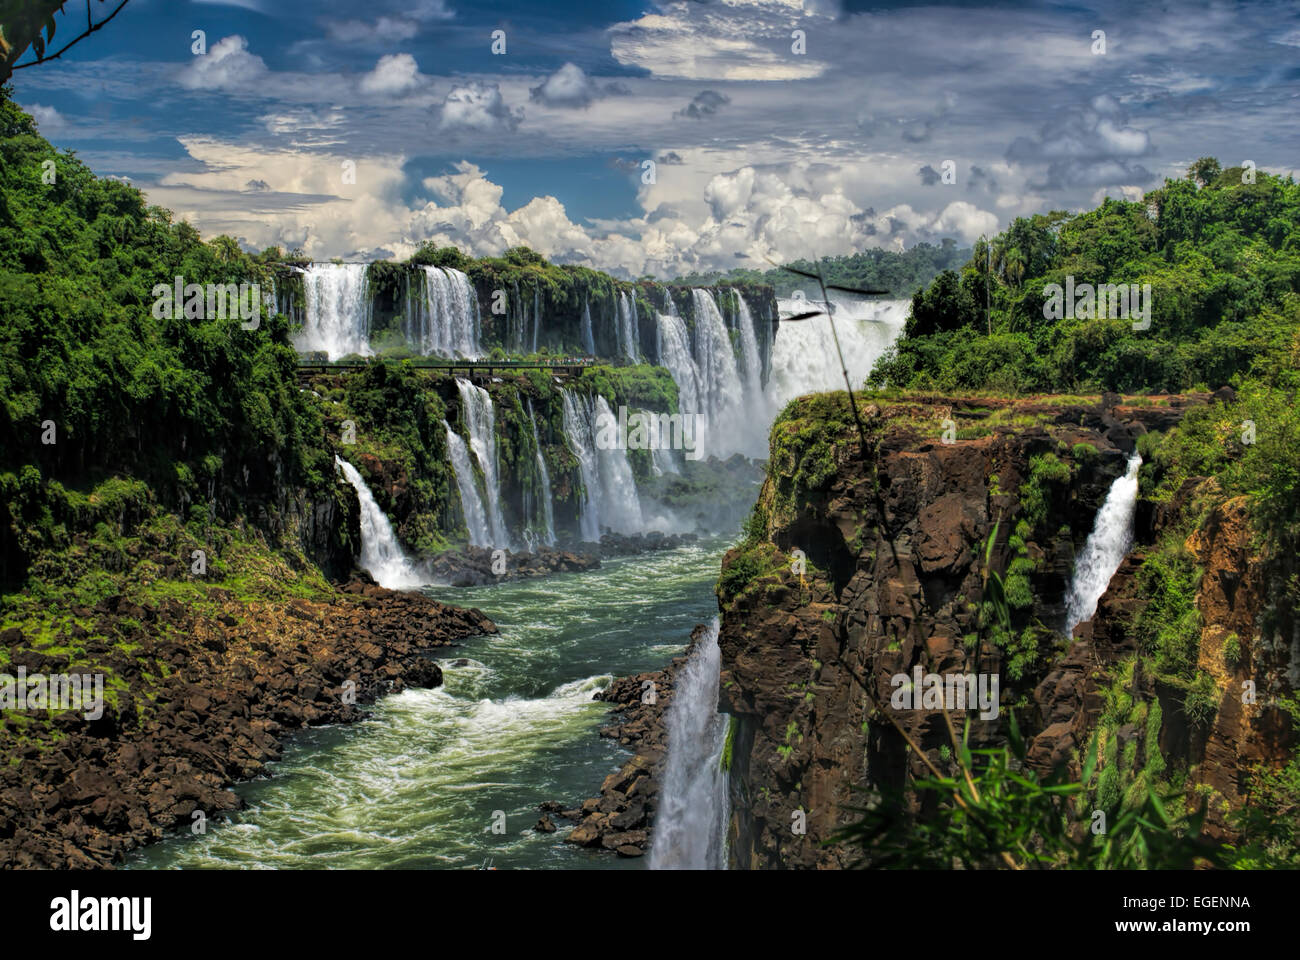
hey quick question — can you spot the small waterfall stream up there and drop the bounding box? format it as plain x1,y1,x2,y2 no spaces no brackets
418,266,481,358
334,456,423,589
1064,453,1143,635
443,422,492,547
649,618,730,870
527,399,557,548
455,379,510,549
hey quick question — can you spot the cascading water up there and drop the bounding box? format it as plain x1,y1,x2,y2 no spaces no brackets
690,289,750,457
734,291,763,396
561,391,644,540
526,399,557,548
443,422,492,547
767,298,908,413
1064,453,1143,635
656,310,701,415
334,456,423,589
297,263,371,359
532,285,541,354
455,379,510,549
580,299,595,355
419,266,481,358
649,617,729,870
618,292,640,363
592,395,643,532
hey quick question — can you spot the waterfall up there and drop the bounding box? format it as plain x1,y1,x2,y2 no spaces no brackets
455,379,510,549
618,292,640,362
593,395,643,531
656,310,701,415
580,299,595,355
419,266,481,358
766,298,908,413
334,456,423,589
561,391,644,540
562,391,601,542
734,290,763,395
527,399,557,548
1064,453,1143,635
443,422,491,547
691,289,749,456
297,263,371,359
649,618,730,870
532,285,541,354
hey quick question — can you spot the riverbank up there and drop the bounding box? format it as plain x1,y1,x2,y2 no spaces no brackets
0,577,495,868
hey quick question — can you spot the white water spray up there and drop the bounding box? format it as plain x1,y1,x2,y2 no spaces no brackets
455,379,510,549
649,618,730,870
297,264,371,359
334,456,423,589
1064,453,1143,635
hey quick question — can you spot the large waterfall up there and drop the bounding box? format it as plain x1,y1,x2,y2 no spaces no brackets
649,618,730,870
297,264,371,359
561,391,644,541
417,266,481,358
1064,453,1143,635
652,289,908,461
455,379,510,549
767,297,909,413
334,456,423,589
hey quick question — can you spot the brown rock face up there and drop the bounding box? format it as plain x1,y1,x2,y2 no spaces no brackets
716,394,1218,869
0,583,496,869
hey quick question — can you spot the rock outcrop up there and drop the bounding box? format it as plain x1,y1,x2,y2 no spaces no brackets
713,392,1256,869
0,578,495,868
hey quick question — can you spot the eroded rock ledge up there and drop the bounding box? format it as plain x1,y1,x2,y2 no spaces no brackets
0,578,495,869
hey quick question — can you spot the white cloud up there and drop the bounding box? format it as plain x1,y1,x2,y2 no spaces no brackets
26,103,65,133
360,53,423,95
529,62,623,108
179,35,267,92
326,17,418,44
439,81,521,132
609,3,827,81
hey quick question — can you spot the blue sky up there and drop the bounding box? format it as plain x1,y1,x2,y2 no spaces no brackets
9,0,1299,277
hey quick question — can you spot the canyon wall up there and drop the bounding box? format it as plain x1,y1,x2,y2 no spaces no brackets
716,393,1295,868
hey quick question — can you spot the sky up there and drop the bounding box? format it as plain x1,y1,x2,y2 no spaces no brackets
9,0,1300,278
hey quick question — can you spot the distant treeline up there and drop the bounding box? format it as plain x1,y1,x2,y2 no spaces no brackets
673,239,971,298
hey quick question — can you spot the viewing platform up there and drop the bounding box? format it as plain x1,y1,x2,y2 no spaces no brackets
295,355,596,380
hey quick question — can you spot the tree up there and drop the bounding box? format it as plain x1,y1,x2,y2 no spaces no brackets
1,1,131,82
1188,157,1222,189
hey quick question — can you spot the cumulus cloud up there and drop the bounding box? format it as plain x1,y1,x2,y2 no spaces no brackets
360,53,423,95
179,35,267,92
26,103,65,133
529,62,626,108
676,90,730,119
1007,95,1156,190
439,81,522,132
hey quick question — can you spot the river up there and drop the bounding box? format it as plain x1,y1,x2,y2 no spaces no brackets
126,537,729,870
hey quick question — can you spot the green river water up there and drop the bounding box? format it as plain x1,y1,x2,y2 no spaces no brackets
126,537,730,870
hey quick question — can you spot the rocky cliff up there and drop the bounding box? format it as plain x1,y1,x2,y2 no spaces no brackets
715,391,1294,868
